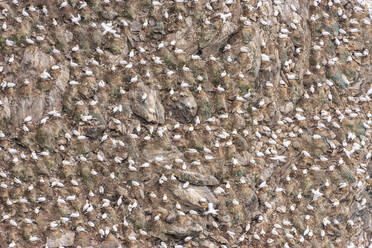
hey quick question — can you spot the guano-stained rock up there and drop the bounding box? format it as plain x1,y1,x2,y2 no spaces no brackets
130,83,165,124
168,184,218,209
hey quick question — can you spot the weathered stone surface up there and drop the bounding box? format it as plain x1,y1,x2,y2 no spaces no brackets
171,92,198,123
141,141,182,162
241,187,258,212
161,216,203,238
54,25,73,51
22,47,55,74
280,101,294,114
176,171,219,186
168,184,218,209
130,83,165,124
11,95,45,126
47,231,75,248
201,20,239,58
54,65,70,93
101,235,123,248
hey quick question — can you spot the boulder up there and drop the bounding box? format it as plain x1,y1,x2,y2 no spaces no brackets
47,230,75,248
141,140,181,162
161,216,203,238
168,184,218,209
171,92,198,123
130,83,165,124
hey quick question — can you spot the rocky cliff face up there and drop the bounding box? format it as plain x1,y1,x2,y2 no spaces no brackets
0,0,371,247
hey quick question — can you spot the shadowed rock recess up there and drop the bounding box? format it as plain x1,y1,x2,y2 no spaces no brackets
0,0,371,247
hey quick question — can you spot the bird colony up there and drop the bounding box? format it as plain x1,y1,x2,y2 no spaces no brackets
0,0,371,247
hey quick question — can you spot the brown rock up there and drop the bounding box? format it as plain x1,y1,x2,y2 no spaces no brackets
46,230,75,248
161,216,203,238
101,235,123,248
176,171,219,186
10,95,45,126
22,47,55,75
171,91,198,123
168,184,218,209
141,140,182,162
130,82,165,124
280,101,294,114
